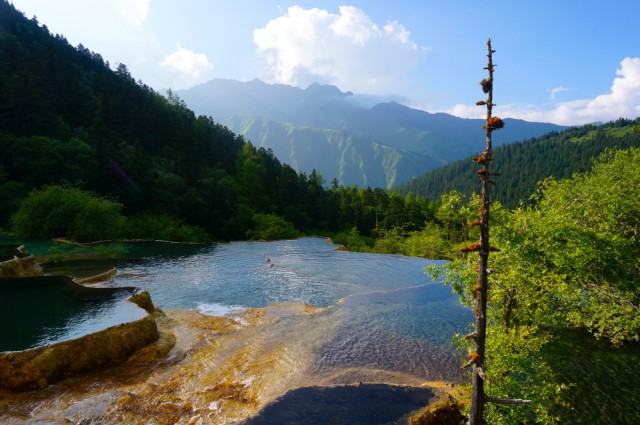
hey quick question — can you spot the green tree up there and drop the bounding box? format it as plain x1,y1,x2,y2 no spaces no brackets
435,190,466,243
430,148,640,423
404,223,452,259
11,185,126,242
246,213,300,241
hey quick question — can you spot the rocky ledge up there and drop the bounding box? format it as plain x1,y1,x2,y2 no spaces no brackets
0,287,159,391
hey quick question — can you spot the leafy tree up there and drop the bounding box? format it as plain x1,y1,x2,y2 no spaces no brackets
510,148,640,344
430,147,640,423
331,226,373,252
372,227,406,254
246,213,300,241
11,185,126,242
403,223,452,260
126,213,209,243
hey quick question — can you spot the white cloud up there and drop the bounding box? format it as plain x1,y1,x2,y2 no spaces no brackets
160,43,214,89
549,86,571,101
447,58,640,125
14,0,215,90
253,6,429,94
115,0,149,27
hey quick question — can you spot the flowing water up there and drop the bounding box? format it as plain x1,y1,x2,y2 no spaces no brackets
106,237,472,383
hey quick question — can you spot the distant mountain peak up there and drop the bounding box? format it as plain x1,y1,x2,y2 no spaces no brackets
305,82,353,98
177,78,565,188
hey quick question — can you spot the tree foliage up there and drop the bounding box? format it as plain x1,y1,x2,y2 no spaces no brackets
10,185,126,242
246,213,300,241
429,148,640,423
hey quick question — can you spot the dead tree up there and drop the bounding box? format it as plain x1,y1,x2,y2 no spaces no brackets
460,39,531,425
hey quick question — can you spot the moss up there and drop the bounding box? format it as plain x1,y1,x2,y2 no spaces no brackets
128,290,156,313
409,396,464,425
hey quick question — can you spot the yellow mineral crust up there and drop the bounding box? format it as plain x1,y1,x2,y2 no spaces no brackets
0,303,455,424
0,303,333,424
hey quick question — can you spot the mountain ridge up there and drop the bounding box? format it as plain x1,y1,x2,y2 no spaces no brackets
178,79,565,188
397,118,640,208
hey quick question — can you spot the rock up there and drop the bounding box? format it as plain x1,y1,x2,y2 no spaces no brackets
0,314,159,391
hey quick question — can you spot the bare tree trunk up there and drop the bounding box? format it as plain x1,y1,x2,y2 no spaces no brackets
462,40,530,424
468,39,500,425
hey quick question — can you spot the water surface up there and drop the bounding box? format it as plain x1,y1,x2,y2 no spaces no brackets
107,238,472,382
0,276,146,351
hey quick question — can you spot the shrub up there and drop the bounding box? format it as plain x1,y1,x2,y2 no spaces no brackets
246,213,300,240
11,185,125,242
126,213,210,243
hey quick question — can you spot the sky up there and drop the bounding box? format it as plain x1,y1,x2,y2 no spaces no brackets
10,0,640,126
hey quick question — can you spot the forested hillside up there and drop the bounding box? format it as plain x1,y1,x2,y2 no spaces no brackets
222,115,442,188
398,118,640,208
0,1,437,243
178,78,564,188
0,2,324,240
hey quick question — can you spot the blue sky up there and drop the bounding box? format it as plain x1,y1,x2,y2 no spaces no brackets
11,0,640,125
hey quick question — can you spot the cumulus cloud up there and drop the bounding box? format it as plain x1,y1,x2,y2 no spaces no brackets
253,6,429,94
160,43,214,89
448,58,640,125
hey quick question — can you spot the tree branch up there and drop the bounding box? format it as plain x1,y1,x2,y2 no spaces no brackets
486,395,533,405
463,331,477,340
477,367,486,381
586,282,639,310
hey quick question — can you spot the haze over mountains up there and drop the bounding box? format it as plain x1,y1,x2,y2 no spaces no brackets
178,79,565,188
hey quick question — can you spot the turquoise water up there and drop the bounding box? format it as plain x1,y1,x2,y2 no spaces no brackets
0,276,147,351
0,236,207,259
107,237,472,382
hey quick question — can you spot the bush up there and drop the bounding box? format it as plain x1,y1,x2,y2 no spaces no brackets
11,185,126,242
246,213,300,240
331,227,373,252
126,214,210,243
404,224,453,259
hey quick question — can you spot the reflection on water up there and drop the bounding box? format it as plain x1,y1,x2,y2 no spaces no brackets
108,238,472,383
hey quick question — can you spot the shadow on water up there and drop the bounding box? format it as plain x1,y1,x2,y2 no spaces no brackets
241,383,435,425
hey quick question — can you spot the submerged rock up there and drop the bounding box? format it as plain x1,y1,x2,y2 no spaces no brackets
240,384,437,425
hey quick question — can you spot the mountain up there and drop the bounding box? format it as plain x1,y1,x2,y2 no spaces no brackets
178,79,565,188
396,118,640,208
2,0,448,241
223,116,442,188
0,1,335,240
